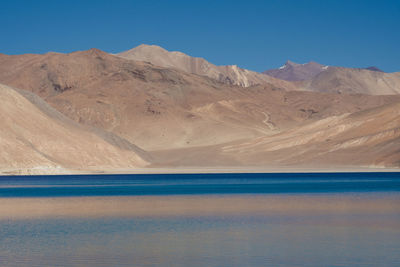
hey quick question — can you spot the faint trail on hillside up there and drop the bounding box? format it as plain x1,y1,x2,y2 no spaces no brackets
262,112,276,130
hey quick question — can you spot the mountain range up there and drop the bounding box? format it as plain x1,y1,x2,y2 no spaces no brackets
263,60,385,82
300,67,400,95
117,45,296,89
0,44,399,174
263,60,328,81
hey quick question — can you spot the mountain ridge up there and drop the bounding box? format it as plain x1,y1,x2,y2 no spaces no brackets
1,47,400,172
117,44,297,89
300,67,400,95
263,60,328,81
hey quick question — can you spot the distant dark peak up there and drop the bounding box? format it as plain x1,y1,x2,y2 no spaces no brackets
263,60,328,81
364,66,384,72
284,60,324,68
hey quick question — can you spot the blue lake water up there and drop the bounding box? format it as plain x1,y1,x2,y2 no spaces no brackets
0,172,399,267
0,172,399,197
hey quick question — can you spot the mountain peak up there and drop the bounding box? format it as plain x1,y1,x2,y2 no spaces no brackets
136,44,166,50
264,60,328,81
77,48,109,57
364,66,384,72
125,44,168,54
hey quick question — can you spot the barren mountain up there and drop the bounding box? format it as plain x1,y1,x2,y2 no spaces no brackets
117,44,296,89
263,60,328,81
301,67,400,95
0,49,275,150
1,48,399,171
1,49,398,152
153,101,400,168
220,101,400,167
0,83,148,174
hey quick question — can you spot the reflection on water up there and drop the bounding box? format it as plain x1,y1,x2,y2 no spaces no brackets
1,193,400,267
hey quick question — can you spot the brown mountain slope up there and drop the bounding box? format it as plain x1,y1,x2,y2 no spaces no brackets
117,44,296,89
151,101,400,168
300,67,400,95
221,101,400,167
0,49,277,149
1,49,399,153
1,49,399,158
0,83,148,174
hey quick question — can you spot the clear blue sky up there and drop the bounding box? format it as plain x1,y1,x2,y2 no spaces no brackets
1,0,399,72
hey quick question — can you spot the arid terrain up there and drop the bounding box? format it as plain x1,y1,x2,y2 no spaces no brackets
0,45,399,174
117,44,296,89
0,83,148,174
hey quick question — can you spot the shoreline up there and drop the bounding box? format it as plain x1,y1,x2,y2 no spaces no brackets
1,166,399,176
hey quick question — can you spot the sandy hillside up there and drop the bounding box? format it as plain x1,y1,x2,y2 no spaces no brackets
300,67,400,95
150,101,400,168
0,83,148,174
220,101,400,167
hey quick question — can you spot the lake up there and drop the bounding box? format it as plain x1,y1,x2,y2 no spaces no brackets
0,172,399,266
